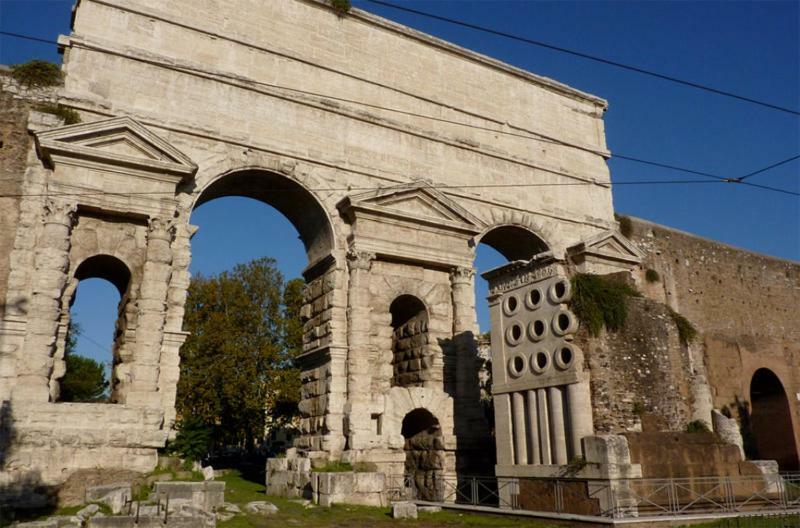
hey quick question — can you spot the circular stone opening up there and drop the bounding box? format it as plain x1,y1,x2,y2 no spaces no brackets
531,350,550,374
506,323,524,345
552,310,576,336
528,319,547,341
509,355,525,377
549,279,572,303
503,295,520,316
526,288,542,310
556,345,574,370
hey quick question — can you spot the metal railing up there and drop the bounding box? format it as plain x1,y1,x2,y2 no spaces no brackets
387,472,800,521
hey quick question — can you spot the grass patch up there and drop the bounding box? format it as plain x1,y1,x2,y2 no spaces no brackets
669,308,698,345
314,461,353,472
645,268,660,283
11,60,62,88
34,103,80,124
217,469,562,527
570,273,640,336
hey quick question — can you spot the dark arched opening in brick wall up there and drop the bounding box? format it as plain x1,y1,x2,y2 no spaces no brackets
389,295,430,388
748,368,798,471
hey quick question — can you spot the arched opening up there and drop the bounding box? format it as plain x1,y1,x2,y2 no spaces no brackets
390,295,429,388
59,255,132,403
475,225,549,332
402,408,444,501
181,168,334,457
749,368,798,470
193,169,334,266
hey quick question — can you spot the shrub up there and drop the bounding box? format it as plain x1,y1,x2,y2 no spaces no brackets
570,274,640,336
35,103,80,125
645,269,660,283
686,420,710,433
11,60,62,88
166,416,211,463
615,213,634,238
331,0,351,15
632,401,646,416
669,308,698,346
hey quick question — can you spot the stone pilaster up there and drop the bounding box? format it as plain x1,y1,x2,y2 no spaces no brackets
345,249,374,449
128,216,174,408
158,221,196,427
14,199,76,402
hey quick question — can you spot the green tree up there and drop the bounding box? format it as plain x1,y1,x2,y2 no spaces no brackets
60,321,109,402
177,258,305,451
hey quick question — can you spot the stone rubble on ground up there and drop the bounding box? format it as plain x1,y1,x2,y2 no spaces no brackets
243,500,279,515
391,501,418,519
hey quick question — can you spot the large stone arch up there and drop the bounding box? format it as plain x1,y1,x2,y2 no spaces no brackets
475,208,554,260
384,386,455,454
184,158,342,267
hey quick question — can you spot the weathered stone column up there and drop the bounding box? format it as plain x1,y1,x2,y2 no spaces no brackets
128,217,174,408
567,381,594,459
537,387,551,464
345,249,374,449
512,391,527,464
526,389,541,464
14,199,76,402
548,386,568,465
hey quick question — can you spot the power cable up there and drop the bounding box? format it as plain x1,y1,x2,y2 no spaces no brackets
1,30,797,196
364,0,800,117
0,31,57,46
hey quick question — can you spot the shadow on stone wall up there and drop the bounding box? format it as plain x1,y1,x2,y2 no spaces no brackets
0,400,57,525
0,297,28,316
440,332,496,476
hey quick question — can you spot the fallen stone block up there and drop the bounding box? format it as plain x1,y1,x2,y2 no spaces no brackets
202,465,215,481
86,482,132,514
392,501,417,519
244,500,279,515
418,505,441,513
76,503,100,520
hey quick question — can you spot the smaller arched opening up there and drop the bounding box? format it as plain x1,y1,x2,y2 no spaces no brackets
402,408,444,501
390,295,430,388
478,225,549,262
58,255,132,403
749,368,798,470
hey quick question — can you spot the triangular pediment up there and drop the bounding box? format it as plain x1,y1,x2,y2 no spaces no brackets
339,181,485,233
35,116,197,179
567,230,645,263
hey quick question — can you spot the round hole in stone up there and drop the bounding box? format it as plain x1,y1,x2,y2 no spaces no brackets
508,354,525,377
528,288,542,308
560,347,572,366
506,323,524,346
557,313,571,332
554,281,567,299
531,350,550,373
528,319,548,342
513,355,524,373
503,294,520,316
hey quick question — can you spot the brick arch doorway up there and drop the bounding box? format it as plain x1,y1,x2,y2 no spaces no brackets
402,408,445,501
749,368,798,470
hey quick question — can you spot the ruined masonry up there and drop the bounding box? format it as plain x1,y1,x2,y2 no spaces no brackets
0,0,798,508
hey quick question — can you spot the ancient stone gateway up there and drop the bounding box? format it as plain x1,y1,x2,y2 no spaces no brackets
5,0,796,510
0,0,614,494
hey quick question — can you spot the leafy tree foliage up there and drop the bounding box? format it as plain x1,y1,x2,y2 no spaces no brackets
177,258,304,451
60,321,109,402
168,416,212,463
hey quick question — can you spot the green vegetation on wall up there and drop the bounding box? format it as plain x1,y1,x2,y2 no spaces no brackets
570,273,640,336
331,0,351,15
645,268,661,283
11,60,63,88
614,213,634,238
669,308,698,346
35,103,81,125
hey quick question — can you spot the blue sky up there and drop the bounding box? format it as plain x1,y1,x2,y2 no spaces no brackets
1,0,798,370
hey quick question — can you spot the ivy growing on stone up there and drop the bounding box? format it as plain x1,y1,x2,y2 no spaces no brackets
11,60,63,88
35,103,81,125
614,213,634,238
645,268,660,283
331,0,351,16
570,273,640,336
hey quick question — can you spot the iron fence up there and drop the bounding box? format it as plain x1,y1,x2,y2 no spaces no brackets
387,472,800,521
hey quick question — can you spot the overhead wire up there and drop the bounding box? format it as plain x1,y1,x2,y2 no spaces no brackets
1,30,797,197
364,0,800,117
